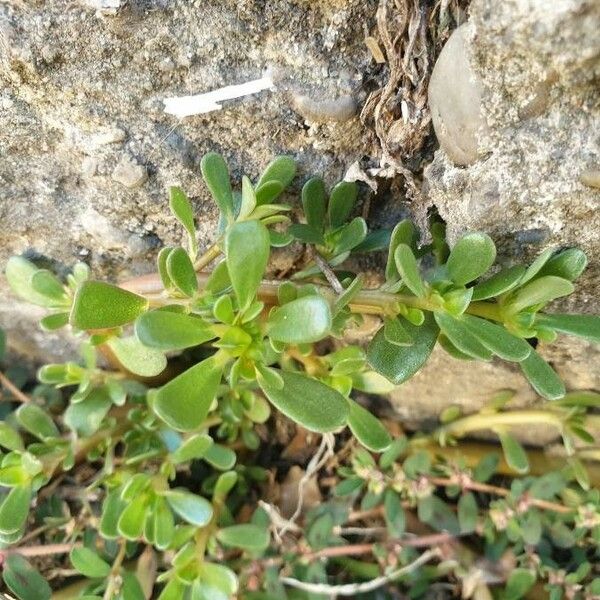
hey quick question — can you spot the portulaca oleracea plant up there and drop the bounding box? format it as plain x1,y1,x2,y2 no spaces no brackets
0,152,599,600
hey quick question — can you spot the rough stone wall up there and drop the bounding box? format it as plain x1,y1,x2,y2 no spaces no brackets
0,0,598,443
394,0,600,440
0,0,376,359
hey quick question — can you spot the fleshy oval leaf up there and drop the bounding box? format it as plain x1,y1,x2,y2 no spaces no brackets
446,232,496,285
258,369,349,432
70,281,148,330
267,296,331,344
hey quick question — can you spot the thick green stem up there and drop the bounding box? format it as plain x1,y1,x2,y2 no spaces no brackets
437,410,567,438
121,272,441,316
193,243,222,271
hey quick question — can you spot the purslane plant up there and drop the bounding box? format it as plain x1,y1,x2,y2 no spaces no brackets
1,152,599,599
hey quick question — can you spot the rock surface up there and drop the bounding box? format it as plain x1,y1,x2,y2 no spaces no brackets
393,0,600,443
0,0,376,360
428,24,487,166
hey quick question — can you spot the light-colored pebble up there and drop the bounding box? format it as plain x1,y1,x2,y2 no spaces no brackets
428,24,488,166
111,155,147,188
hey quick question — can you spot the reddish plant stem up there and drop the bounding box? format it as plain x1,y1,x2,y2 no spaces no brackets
0,542,81,562
428,476,572,514
0,371,31,403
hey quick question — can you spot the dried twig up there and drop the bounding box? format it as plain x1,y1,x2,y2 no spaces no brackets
0,371,31,403
313,252,344,295
0,542,81,562
275,433,335,539
280,547,440,595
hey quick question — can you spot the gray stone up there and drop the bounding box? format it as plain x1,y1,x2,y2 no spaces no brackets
111,156,148,188
0,0,376,363
428,24,488,166
92,127,126,147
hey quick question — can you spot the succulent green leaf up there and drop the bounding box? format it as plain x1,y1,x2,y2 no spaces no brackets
0,485,31,535
157,247,174,290
434,313,493,361
438,334,474,360
64,387,112,436
256,156,296,190
213,471,238,502
40,312,70,331
538,248,587,281
171,434,213,464
507,276,574,314
157,579,185,600
332,217,368,254
225,220,270,310
216,524,270,552
384,489,405,537
335,477,363,497
386,220,418,282
267,296,331,344
328,181,357,228
471,265,525,301
269,230,293,247
417,495,459,534
519,349,565,400
255,363,284,390
108,336,167,377
505,569,536,600
198,562,238,597
529,472,565,500
169,187,197,256
255,180,285,205
258,369,349,432
70,547,111,578
135,310,215,351
5,256,56,307
3,555,51,600
536,313,600,344
203,443,236,471
117,495,148,539
446,232,496,285
0,423,24,452
499,433,529,473
153,496,175,550
354,229,392,253
164,490,213,526
288,223,324,244
394,244,426,297
347,400,391,452
30,270,67,304
166,247,198,297
100,489,126,539
457,492,478,533
152,357,222,431
302,177,327,231
200,152,234,220
205,260,231,294
351,371,396,394
461,314,532,361
383,316,413,346
367,312,439,384
16,404,59,440
520,247,555,285
237,175,256,220
443,287,473,317
70,281,148,330
333,274,364,315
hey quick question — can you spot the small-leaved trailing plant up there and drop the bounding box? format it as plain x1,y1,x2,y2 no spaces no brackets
0,152,599,599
